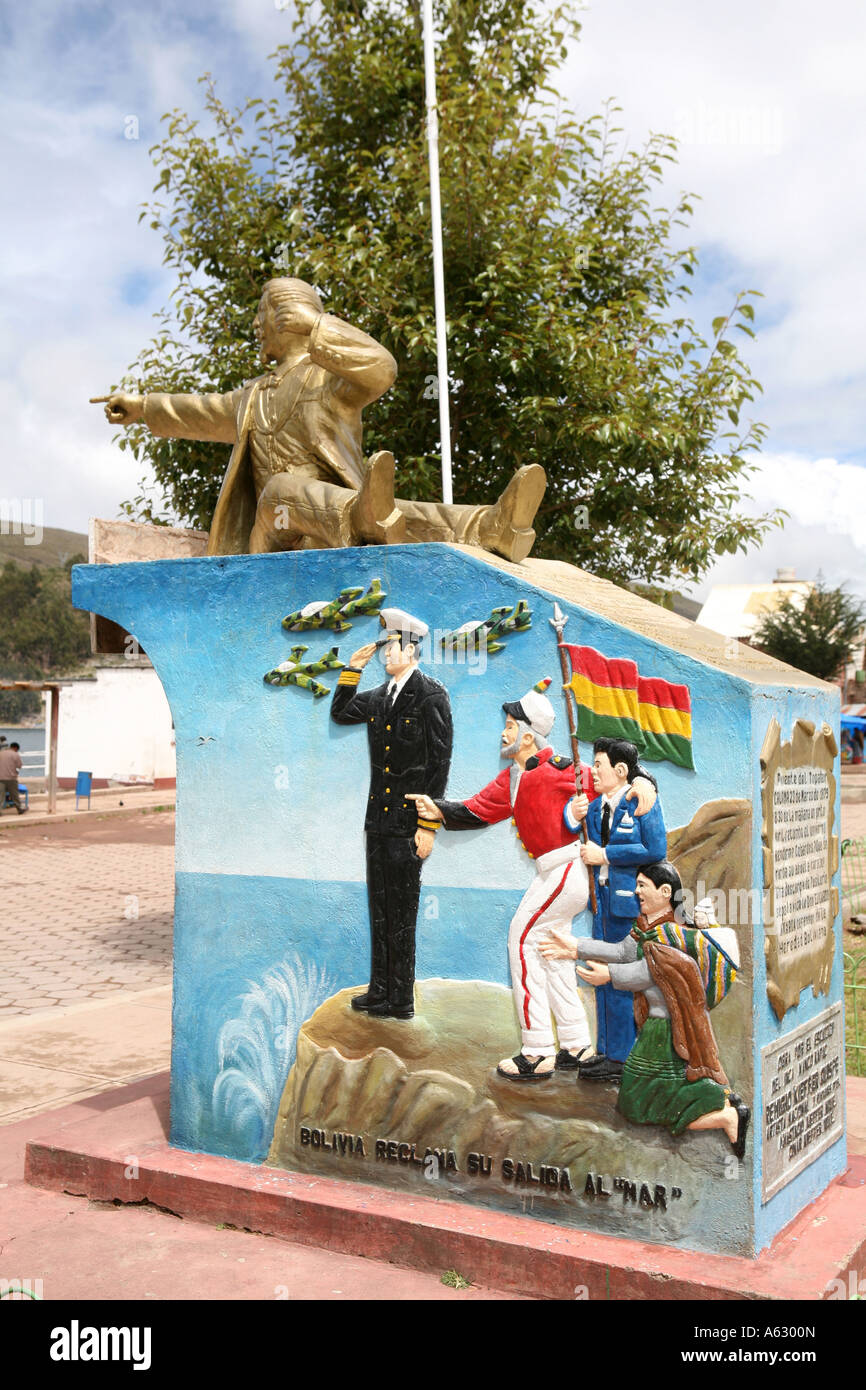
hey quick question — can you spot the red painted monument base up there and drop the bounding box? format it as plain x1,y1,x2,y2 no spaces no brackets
24,1073,866,1301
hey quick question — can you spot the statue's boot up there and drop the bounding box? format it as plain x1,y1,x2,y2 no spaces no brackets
478,464,547,563
352,451,407,545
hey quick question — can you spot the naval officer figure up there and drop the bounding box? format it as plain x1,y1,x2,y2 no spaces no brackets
330,608,452,1018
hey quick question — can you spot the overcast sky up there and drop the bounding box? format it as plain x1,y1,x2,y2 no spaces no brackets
2,0,864,601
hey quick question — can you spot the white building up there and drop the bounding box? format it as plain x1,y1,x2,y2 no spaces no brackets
697,568,813,644
55,660,176,789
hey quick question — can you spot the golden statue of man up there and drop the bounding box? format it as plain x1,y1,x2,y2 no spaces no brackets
100,278,546,562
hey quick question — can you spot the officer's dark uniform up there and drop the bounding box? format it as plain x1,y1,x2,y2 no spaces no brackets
331,664,452,1016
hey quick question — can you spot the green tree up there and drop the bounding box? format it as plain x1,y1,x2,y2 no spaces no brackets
119,0,780,586
752,580,865,681
0,560,91,691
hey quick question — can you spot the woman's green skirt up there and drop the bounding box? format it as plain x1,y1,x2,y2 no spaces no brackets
617,1017,726,1136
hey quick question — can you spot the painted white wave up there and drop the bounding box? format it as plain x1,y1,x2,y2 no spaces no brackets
212,954,334,1154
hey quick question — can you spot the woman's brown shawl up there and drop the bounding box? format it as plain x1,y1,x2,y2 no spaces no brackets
632,911,728,1087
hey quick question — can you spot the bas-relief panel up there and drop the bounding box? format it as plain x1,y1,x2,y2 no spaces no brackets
71,548,845,1256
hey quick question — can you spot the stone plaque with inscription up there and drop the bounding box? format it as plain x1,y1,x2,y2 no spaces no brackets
761,718,838,1020
761,1004,844,1201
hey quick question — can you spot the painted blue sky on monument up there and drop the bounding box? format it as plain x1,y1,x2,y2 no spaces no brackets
3,0,864,600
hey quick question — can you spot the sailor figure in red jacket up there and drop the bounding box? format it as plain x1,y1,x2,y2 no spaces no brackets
410,680,656,1081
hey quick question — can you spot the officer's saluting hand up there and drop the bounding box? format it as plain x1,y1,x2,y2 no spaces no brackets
347,643,377,667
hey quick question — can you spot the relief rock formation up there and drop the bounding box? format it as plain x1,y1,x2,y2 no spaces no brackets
269,980,737,1245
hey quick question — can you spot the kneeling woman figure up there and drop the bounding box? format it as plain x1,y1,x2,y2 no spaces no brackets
540,860,749,1157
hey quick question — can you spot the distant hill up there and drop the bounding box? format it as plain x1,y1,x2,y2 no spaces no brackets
0,525,88,570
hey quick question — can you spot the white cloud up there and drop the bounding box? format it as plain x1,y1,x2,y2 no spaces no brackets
0,2,274,534
686,451,866,603
565,0,866,463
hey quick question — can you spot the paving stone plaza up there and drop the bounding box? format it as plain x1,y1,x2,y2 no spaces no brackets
0,811,174,1016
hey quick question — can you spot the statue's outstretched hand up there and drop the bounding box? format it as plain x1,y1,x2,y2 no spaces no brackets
576,960,611,987
91,393,144,425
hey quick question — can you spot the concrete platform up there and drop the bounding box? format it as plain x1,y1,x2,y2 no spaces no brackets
842,803,866,837
1,1080,512,1301
25,1072,866,1301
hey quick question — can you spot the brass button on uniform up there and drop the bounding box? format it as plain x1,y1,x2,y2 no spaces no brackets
386,724,391,731
384,766,390,772
385,787,390,793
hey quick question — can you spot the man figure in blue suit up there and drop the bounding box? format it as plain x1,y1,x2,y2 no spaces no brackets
569,736,667,1082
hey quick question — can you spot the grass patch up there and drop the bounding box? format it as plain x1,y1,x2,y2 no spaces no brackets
842,840,866,1077
844,931,866,1078
441,1269,472,1289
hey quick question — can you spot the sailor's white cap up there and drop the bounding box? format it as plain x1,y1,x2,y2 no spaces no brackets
377,608,429,646
502,678,555,738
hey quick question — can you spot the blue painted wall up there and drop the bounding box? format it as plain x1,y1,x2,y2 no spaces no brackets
73,547,751,887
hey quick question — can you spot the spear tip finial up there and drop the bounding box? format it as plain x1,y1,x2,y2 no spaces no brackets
550,601,567,634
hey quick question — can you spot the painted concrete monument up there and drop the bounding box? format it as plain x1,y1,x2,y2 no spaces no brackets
75,268,850,1263
71,540,846,1259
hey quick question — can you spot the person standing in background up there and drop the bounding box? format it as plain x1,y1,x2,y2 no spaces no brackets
0,742,25,814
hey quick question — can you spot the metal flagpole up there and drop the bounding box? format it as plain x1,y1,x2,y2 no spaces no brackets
422,0,453,504
550,602,597,914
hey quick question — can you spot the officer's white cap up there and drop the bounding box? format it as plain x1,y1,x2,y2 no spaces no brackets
377,608,429,645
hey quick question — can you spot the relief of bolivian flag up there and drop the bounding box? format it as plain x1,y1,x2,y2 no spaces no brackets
637,675,695,770
562,645,643,746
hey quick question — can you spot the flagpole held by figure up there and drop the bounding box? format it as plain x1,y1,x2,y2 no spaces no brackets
550,602,597,914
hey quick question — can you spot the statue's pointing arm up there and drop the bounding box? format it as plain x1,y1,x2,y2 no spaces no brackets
308,314,397,407
97,385,240,442
141,388,241,445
